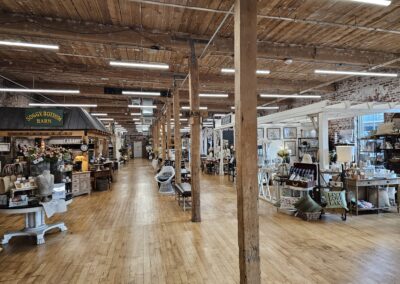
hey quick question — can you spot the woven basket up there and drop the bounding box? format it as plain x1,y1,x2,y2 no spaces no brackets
298,211,321,221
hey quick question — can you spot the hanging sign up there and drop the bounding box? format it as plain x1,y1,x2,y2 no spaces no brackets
25,109,64,127
221,114,231,125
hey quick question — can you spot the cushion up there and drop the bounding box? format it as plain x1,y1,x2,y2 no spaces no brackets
294,194,322,213
323,190,348,211
369,188,390,208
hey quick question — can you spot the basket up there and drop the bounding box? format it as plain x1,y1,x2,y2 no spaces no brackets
297,211,321,221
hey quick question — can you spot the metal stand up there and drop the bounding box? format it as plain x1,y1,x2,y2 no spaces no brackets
1,209,67,245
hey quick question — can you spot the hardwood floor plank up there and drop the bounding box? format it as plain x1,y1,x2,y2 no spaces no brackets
0,159,399,283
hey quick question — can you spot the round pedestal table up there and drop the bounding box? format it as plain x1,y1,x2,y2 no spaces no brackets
0,199,71,245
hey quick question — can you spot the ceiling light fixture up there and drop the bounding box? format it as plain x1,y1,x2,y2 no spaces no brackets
122,91,161,96
199,93,229,98
181,106,208,110
29,103,97,107
0,88,79,94
128,105,157,109
91,113,108,116
98,118,114,121
257,106,280,110
314,69,397,77
110,61,169,70
260,94,322,99
213,114,228,117
130,112,142,116
348,0,391,6
221,68,270,75
0,40,59,50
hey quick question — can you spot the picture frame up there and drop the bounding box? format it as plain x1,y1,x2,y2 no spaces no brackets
284,141,297,156
283,127,297,139
0,143,10,152
267,128,281,140
257,128,264,139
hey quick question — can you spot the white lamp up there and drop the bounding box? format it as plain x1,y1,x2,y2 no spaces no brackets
336,146,354,164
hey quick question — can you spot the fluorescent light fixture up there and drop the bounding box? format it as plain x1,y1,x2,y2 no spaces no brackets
315,69,397,78
122,91,161,96
199,93,228,98
91,113,107,116
170,118,188,121
181,106,208,110
131,112,142,116
128,105,157,109
260,94,322,99
256,70,271,75
221,68,235,73
348,0,391,6
0,88,79,94
99,118,114,121
110,61,169,70
257,106,279,110
213,114,228,117
221,68,270,75
0,40,59,50
133,118,141,121
29,103,97,107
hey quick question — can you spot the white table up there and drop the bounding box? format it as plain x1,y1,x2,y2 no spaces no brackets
0,199,71,245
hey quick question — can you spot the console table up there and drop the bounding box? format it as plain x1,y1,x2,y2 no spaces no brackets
346,178,400,215
0,199,72,245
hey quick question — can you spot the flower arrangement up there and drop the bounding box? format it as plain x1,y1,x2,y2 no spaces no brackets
277,149,289,158
20,145,72,164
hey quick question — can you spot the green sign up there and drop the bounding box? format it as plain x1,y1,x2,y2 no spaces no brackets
25,109,64,127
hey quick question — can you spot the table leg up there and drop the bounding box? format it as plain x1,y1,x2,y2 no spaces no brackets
1,210,67,245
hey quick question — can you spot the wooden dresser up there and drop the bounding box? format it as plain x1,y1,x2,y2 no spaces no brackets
72,172,91,196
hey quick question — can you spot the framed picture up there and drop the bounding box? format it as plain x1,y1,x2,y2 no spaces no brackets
284,141,297,156
0,143,10,152
267,128,281,140
283,127,297,139
257,128,264,139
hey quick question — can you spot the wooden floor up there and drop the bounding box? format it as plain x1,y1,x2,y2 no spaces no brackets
0,160,399,283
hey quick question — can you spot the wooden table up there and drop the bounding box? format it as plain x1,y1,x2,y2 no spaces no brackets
91,169,112,191
346,177,400,215
0,199,72,245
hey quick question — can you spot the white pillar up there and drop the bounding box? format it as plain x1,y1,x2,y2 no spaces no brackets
318,113,329,170
219,129,224,175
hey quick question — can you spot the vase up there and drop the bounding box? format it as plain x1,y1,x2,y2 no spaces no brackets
30,162,50,177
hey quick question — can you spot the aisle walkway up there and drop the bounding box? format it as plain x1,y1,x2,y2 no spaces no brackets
0,159,399,283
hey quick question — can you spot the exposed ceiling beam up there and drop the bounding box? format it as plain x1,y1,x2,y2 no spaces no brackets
129,0,400,36
0,61,335,93
0,13,398,66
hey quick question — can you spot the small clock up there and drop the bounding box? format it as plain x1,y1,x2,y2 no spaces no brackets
80,144,89,152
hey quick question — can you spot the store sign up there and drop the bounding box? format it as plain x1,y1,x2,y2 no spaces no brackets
25,109,64,127
48,138,82,145
221,114,231,125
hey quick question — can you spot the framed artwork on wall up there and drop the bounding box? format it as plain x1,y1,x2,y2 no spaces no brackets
284,141,297,156
283,127,297,139
267,128,281,140
257,128,264,139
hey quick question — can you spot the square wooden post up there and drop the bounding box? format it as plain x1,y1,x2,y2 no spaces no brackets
166,99,172,160
161,116,166,162
234,0,260,283
173,89,182,184
189,40,201,222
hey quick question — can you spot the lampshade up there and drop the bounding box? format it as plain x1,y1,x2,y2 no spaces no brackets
336,146,354,163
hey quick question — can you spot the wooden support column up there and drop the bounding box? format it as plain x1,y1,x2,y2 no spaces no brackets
189,40,201,222
234,0,260,283
173,89,182,184
166,100,172,160
161,116,166,161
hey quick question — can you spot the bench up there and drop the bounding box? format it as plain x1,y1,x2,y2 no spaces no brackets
174,183,191,211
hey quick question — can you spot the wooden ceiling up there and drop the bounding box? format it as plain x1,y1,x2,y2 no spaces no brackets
0,0,399,131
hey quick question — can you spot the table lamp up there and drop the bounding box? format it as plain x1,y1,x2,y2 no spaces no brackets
336,145,354,188
336,145,354,168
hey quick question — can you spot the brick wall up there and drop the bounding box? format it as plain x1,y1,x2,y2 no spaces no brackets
0,79,32,107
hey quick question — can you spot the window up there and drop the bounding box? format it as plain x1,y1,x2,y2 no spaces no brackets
358,113,384,138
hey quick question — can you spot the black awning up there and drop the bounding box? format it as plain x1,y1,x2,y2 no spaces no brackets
0,107,109,134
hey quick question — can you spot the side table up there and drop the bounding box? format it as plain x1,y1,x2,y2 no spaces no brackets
0,199,72,245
